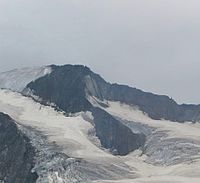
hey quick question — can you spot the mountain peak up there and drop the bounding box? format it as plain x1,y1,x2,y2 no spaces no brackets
1,64,200,122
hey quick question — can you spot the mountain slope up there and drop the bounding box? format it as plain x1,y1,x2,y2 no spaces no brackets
1,64,200,183
1,90,200,183
0,90,137,182
0,112,38,183
92,107,145,155
22,64,200,122
0,66,51,92
24,65,92,113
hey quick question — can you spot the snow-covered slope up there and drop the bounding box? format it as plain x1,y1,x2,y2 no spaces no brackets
0,90,136,182
1,89,200,183
0,90,111,159
0,66,52,92
1,64,200,183
89,97,200,183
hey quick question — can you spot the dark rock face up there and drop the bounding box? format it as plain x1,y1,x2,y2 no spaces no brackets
0,113,38,183
92,108,146,155
24,64,200,122
19,64,200,158
179,104,200,122
90,73,200,122
25,65,92,113
24,65,147,155
106,85,200,122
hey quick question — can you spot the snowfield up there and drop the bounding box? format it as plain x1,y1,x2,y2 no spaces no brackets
0,66,52,92
0,89,109,159
104,101,200,141
0,90,135,182
1,90,200,182
99,100,200,183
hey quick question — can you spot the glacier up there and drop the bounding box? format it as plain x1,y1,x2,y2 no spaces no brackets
0,90,136,183
1,90,200,182
0,66,52,92
1,64,200,183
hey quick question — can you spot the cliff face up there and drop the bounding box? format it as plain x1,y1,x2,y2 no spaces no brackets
24,65,92,113
92,107,145,155
0,113,38,183
23,65,147,155
21,64,200,156
90,73,200,122
102,84,200,122
24,64,200,122
1,64,200,182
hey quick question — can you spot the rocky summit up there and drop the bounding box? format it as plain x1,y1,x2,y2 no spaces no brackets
0,64,200,183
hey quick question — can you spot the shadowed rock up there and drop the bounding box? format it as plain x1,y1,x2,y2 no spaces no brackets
91,107,146,155
24,64,200,122
0,113,38,183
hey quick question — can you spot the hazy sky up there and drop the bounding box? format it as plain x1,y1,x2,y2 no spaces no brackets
0,0,200,104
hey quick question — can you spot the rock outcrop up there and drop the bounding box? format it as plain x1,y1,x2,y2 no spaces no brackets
23,64,200,122
0,113,38,183
92,107,145,155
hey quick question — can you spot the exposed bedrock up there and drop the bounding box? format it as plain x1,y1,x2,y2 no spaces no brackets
91,107,146,155
23,65,92,113
23,64,200,122
89,73,200,122
0,112,38,183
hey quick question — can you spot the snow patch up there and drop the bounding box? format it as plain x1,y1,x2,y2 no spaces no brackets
0,66,52,92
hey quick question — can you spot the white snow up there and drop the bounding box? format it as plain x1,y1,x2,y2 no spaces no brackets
1,91,200,183
104,100,200,140
88,97,200,183
0,66,52,92
0,89,111,160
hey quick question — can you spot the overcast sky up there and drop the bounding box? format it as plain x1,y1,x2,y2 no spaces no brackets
0,0,200,104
